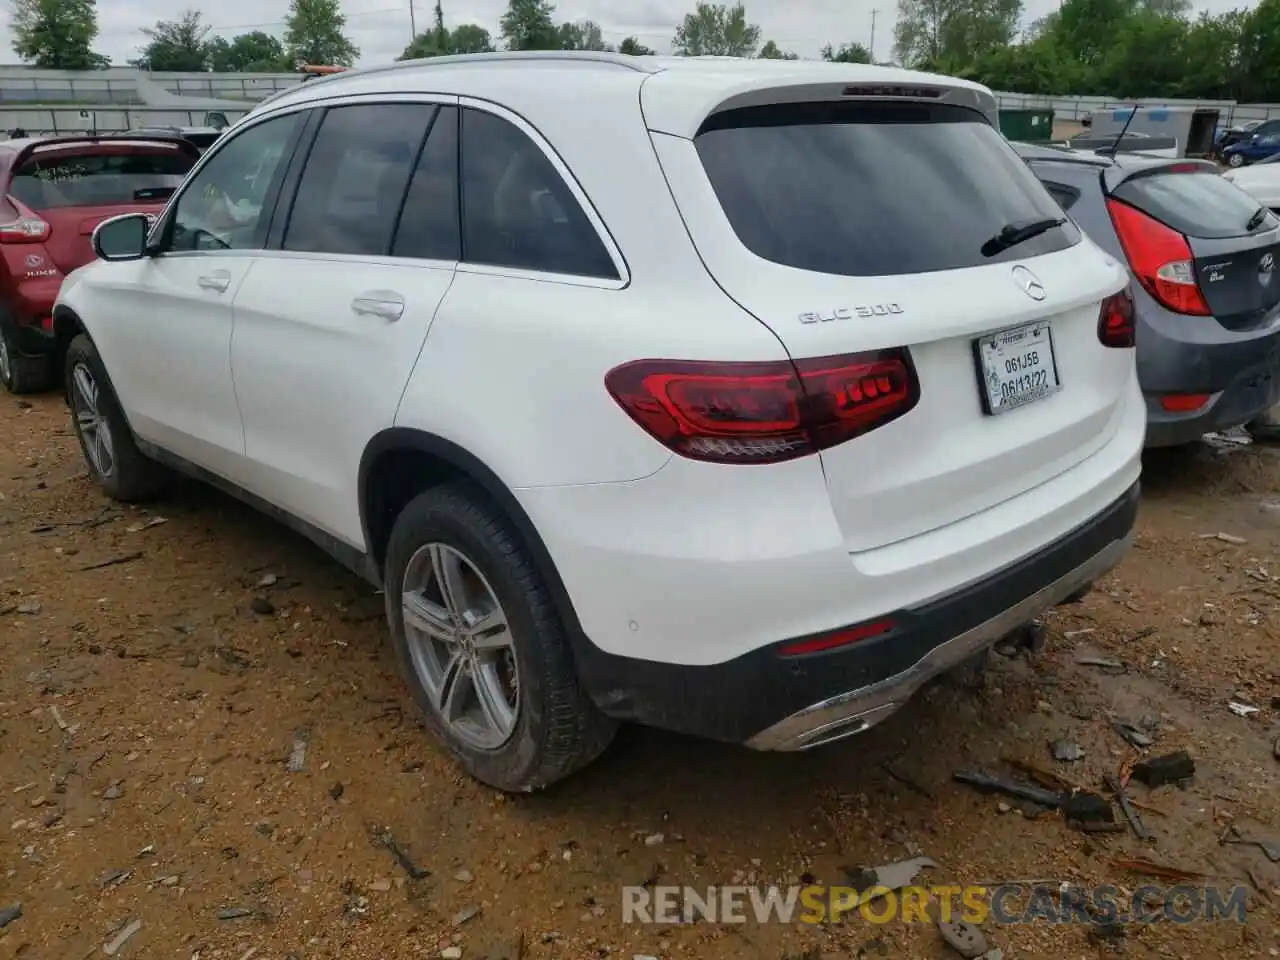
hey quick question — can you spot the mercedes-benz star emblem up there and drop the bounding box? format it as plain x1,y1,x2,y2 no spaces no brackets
1011,265,1046,302
1261,252,1275,274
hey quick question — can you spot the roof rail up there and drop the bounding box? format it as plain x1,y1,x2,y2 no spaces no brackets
253,50,655,112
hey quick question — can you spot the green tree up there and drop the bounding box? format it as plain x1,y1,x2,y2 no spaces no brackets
758,39,798,59
1181,10,1246,100
10,0,109,68
967,34,1082,94
500,0,560,50
1048,0,1137,69
449,24,496,53
1139,0,1189,14
399,23,495,58
618,36,655,55
207,31,286,72
558,20,611,50
894,0,1022,69
672,2,761,56
821,41,872,62
1238,0,1280,102
284,0,359,67
1097,10,1191,96
133,9,211,71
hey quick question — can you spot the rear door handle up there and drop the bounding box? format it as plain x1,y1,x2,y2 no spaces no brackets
351,291,405,322
197,270,231,293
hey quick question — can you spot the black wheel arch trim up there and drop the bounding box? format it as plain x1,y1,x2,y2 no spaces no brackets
359,427,587,641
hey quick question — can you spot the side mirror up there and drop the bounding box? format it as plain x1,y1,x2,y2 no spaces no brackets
92,213,149,262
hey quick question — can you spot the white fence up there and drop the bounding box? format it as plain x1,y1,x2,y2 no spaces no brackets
0,106,253,136
0,65,1278,132
993,91,1280,125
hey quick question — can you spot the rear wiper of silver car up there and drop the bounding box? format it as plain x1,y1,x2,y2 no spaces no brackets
981,217,1068,258
1246,207,1268,232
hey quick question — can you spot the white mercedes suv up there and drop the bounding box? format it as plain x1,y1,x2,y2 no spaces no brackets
53,52,1144,792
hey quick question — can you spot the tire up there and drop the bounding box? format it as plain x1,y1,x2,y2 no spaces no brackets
1228,152,1245,167
64,333,169,502
0,321,53,395
384,482,616,792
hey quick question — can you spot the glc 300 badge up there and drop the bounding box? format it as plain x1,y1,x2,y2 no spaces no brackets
799,304,904,324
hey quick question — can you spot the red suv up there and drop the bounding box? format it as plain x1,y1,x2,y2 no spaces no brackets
0,134,200,394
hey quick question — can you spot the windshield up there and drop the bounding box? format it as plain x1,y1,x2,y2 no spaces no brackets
9,149,194,209
695,100,1079,277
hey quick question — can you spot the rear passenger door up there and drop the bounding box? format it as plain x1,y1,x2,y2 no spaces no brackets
229,99,461,547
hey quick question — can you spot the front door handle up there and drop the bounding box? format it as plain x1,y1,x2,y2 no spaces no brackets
197,270,231,293
351,290,405,322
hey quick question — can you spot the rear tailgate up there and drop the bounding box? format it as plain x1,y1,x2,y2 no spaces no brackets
5,139,194,274
647,90,1131,553
1108,165,1280,330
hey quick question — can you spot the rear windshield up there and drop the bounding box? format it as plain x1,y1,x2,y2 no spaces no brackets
694,101,1080,277
1111,170,1273,240
8,149,194,210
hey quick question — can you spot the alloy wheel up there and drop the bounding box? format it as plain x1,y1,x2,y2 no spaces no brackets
70,362,115,479
401,542,520,750
0,332,11,386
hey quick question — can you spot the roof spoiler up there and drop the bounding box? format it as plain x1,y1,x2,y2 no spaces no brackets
9,134,201,169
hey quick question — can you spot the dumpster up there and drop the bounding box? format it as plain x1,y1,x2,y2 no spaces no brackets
999,108,1056,144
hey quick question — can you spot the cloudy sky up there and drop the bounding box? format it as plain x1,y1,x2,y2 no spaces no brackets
0,0,1259,68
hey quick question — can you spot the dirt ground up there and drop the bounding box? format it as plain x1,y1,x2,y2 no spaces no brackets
1,393,1278,960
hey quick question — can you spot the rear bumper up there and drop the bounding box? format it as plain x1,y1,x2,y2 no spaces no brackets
1140,338,1280,447
2,279,60,356
1145,371,1280,446
568,482,1138,746
747,518,1131,750
1136,299,1280,447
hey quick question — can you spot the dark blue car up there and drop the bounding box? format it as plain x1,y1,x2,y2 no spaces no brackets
1223,127,1280,167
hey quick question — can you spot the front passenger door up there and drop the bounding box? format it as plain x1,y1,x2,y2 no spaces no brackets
89,111,305,476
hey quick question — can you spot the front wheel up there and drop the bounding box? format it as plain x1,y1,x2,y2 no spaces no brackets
1228,152,1246,167
65,334,169,502
384,483,616,792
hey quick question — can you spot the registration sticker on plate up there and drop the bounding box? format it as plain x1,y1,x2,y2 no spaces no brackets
975,321,1061,415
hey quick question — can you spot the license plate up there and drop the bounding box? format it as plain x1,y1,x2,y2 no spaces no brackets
975,321,1061,416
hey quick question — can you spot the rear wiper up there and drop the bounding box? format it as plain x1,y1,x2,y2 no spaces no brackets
1247,207,1268,231
981,217,1068,257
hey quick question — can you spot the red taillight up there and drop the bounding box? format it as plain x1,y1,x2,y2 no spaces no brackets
1105,198,1210,316
1159,393,1211,412
604,350,919,464
0,216,50,243
1098,288,1136,348
778,618,896,657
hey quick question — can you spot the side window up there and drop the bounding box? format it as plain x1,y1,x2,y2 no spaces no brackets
167,112,302,253
283,103,437,257
391,106,461,261
460,108,617,279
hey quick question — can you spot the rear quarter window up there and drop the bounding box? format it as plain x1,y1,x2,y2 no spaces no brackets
1040,179,1080,212
1111,171,1273,239
9,149,194,209
694,101,1080,277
